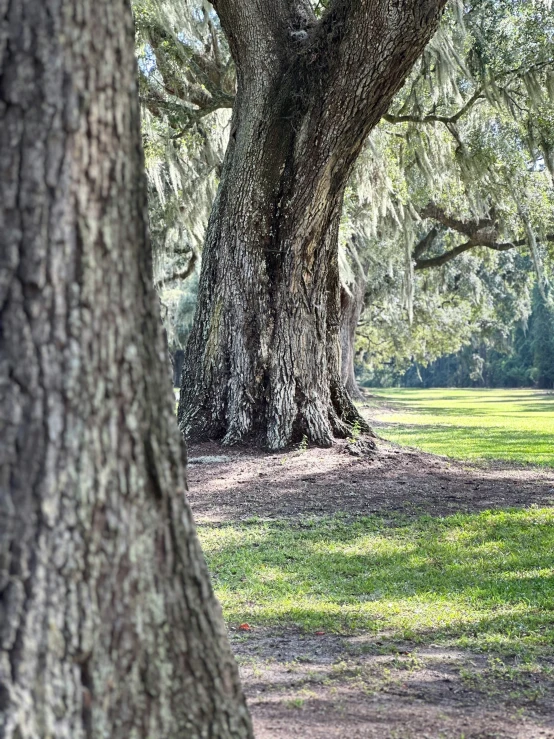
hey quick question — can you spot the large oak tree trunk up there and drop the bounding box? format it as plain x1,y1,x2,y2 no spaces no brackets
0,1,252,736
179,0,446,449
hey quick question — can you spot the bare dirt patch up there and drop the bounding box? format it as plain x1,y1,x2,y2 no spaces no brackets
188,440,554,524
188,438,554,738
233,630,554,738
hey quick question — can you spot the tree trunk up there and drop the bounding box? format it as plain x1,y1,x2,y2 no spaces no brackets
178,0,447,449
0,2,252,737
340,267,367,401
172,349,186,388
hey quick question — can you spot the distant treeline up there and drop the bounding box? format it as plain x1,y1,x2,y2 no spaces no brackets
363,285,554,390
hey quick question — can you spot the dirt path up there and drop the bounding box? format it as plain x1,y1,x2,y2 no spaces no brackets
188,438,554,738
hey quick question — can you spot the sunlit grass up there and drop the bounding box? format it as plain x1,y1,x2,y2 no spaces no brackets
199,509,554,658
194,389,554,663
370,388,554,466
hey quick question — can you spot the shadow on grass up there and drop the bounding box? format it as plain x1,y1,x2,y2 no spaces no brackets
199,508,554,658
383,404,554,418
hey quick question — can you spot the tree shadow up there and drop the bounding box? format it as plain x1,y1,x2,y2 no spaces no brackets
200,507,554,657
187,442,554,524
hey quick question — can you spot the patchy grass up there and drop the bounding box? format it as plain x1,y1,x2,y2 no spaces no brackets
198,508,554,660
370,388,554,467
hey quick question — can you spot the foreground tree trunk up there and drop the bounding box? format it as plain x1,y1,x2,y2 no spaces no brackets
0,1,252,737
179,0,447,449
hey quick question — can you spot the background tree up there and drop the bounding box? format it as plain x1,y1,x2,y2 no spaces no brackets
0,1,252,736
353,247,536,386
175,0,447,449
397,281,554,390
135,0,554,409
531,286,554,389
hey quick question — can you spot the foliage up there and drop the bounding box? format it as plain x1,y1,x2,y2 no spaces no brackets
133,0,230,350
198,507,554,659
343,0,554,380
346,0,554,249
397,283,554,389
371,388,554,466
354,249,535,384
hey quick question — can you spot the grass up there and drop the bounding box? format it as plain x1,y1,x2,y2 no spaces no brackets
370,388,554,467
198,508,554,660
195,388,554,669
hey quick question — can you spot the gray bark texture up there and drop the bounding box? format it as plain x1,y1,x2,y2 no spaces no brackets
178,0,447,450
0,1,252,737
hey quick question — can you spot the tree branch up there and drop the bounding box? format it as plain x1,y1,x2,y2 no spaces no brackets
210,0,293,74
295,0,448,176
414,238,519,270
384,58,554,128
384,88,484,126
155,252,198,287
414,202,554,270
418,203,494,238
139,18,235,133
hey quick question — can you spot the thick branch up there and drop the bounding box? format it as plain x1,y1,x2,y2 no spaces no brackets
325,0,447,100
299,0,448,175
155,252,198,287
210,0,293,74
384,89,484,126
414,203,554,269
415,238,518,270
419,203,494,238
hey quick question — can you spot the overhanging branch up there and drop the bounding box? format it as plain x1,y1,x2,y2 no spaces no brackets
383,58,554,129
419,203,494,238
415,238,519,270
413,202,554,270
384,89,484,126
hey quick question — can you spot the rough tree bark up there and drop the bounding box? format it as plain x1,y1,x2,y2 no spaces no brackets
0,1,252,737
179,0,447,449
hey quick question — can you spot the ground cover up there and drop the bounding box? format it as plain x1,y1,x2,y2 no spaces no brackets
370,388,554,466
188,408,554,737
201,507,554,657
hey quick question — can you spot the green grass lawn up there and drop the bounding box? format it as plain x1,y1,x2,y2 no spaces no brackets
196,388,554,666
370,388,554,467
200,509,554,659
